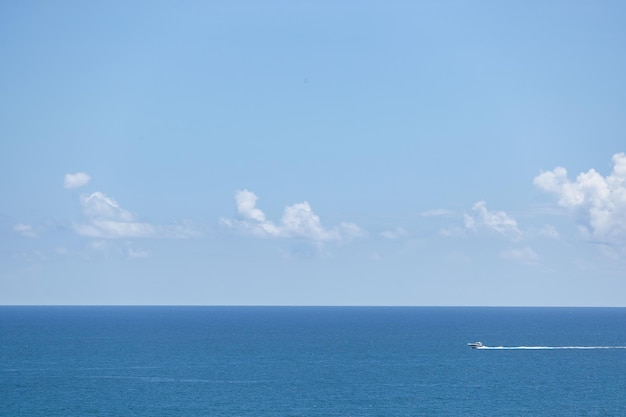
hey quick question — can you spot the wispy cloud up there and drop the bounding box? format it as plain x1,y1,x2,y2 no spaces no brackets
464,201,522,239
419,208,454,217
13,223,37,238
127,246,150,259
221,189,364,242
539,224,560,240
86,240,150,260
534,152,626,243
500,247,539,264
381,227,408,239
64,172,91,189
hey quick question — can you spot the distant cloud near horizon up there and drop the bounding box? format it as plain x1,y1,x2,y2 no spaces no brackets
222,189,364,242
64,172,91,189
534,152,626,243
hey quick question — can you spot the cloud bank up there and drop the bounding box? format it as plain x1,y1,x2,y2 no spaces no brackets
64,172,91,189
534,152,626,243
222,189,364,242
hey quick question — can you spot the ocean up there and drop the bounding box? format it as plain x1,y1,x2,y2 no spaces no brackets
1,306,625,416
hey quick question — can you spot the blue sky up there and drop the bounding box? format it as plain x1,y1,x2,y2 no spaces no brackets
1,1,625,306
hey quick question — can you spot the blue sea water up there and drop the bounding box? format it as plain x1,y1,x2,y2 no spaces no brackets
1,307,625,416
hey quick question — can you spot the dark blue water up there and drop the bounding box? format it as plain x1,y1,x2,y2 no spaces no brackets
1,307,625,416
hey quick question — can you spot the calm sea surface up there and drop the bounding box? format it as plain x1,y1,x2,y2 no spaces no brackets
1,306,625,416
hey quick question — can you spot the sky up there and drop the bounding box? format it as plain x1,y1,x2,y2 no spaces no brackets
1,1,626,306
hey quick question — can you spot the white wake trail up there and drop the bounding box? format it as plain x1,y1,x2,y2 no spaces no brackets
478,345,626,350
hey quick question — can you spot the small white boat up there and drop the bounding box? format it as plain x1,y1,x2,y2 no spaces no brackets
467,342,484,349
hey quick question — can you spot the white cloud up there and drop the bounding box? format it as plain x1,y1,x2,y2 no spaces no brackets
81,192,136,222
464,201,521,239
75,192,155,238
534,152,626,243
235,190,267,222
13,223,37,238
463,213,477,230
74,192,200,239
64,172,91,189
500,247,539,264
65,175,197,241
222,189,364,242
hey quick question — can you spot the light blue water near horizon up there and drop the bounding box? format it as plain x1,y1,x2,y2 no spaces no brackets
1,306,625,416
